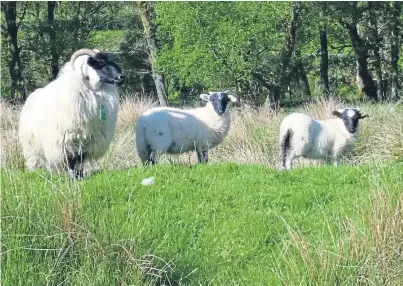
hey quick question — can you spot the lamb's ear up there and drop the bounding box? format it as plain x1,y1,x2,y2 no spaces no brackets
331,111,342,118
359,114,369,119
200,94,211,102
228,95,237,103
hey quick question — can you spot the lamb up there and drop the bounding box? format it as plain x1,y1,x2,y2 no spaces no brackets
279,108,369,170
135,91,237,164
18,48,125,180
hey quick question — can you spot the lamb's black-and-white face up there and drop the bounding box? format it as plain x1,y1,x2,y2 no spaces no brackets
87,53,125,87
200,91,237,116
332,108,369,134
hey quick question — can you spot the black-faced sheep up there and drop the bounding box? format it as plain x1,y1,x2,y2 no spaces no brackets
135,91,237,164
279,108,369,170
18,49,125,179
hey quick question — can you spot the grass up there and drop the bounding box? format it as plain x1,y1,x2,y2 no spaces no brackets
2,163,403,285
1,97,403,284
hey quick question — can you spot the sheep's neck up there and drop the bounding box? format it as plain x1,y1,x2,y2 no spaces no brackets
211,110,231,136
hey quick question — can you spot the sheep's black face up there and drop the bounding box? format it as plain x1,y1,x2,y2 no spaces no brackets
210,92,230,116
87,53,125,86
332,108,369,134
342,109,360,133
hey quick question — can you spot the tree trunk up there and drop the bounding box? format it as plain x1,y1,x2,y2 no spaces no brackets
368,2,383,100
263,4,300,108
2,1,25,103
138,1,168,106
390,1,401,100
295,50,311,98
355,25,364,93
48,1,59,80
299,65,311,98
319,3,330,97
264,86,281,110
342,21,378,101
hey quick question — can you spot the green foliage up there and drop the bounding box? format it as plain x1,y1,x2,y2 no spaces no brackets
1,2,402,103
88,30,127,51
2,163,403,285
156,2,292,90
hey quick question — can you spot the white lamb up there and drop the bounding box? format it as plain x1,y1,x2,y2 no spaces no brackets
279,108,369,170
136,91,237,164
18,48,125,179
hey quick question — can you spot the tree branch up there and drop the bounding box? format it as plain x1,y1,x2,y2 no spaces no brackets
16,2,28,30
251,71,274,90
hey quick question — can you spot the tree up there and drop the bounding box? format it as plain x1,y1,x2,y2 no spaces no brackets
138,1,168,106
253,3,301,108
368,2,383,100
47,1,58,80
390,1,401,100
2,1,26,102
319,2,330,97
156,2,296,105
336,2,378,101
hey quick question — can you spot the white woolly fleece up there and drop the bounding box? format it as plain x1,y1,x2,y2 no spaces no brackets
279,112,360,169
136,101,232,162
18,55,118,171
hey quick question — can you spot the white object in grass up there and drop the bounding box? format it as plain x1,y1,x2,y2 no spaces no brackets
141,176,155,186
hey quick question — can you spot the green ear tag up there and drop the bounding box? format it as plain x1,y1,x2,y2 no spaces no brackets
100,105,106,121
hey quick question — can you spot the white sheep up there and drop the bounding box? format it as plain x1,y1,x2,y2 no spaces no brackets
135,91,237,164
279,108,369,170
18,48,125,179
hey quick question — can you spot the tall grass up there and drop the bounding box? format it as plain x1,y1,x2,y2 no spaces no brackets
2,163,402,285
1,94,402,285
0,101,24,169
2,95,401,170
273,184,403,285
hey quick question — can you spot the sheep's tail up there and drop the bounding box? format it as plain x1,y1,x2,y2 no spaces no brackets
280,128,293,168
135,121,151,164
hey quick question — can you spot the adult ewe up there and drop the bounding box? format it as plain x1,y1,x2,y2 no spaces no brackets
136,91,237,164
18,48,125,179
279,108,369,170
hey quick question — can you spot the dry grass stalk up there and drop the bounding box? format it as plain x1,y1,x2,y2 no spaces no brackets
1,97,402,170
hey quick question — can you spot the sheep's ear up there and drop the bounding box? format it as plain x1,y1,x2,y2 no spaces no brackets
359,114,369,119
208,91,218,95
200,94,211,101
331,111,342,118
228,95,237,103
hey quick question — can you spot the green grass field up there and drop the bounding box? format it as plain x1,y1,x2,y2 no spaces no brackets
2,162,402,285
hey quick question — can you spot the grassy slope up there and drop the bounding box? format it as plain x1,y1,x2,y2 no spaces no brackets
2,163,403,285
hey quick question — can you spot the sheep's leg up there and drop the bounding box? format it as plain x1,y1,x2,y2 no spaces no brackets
75,152,86,179
67,153,86,180
330,151,342,167
284,156,293,170
331,157,340,167
197,150,208,163
150,151,158,165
